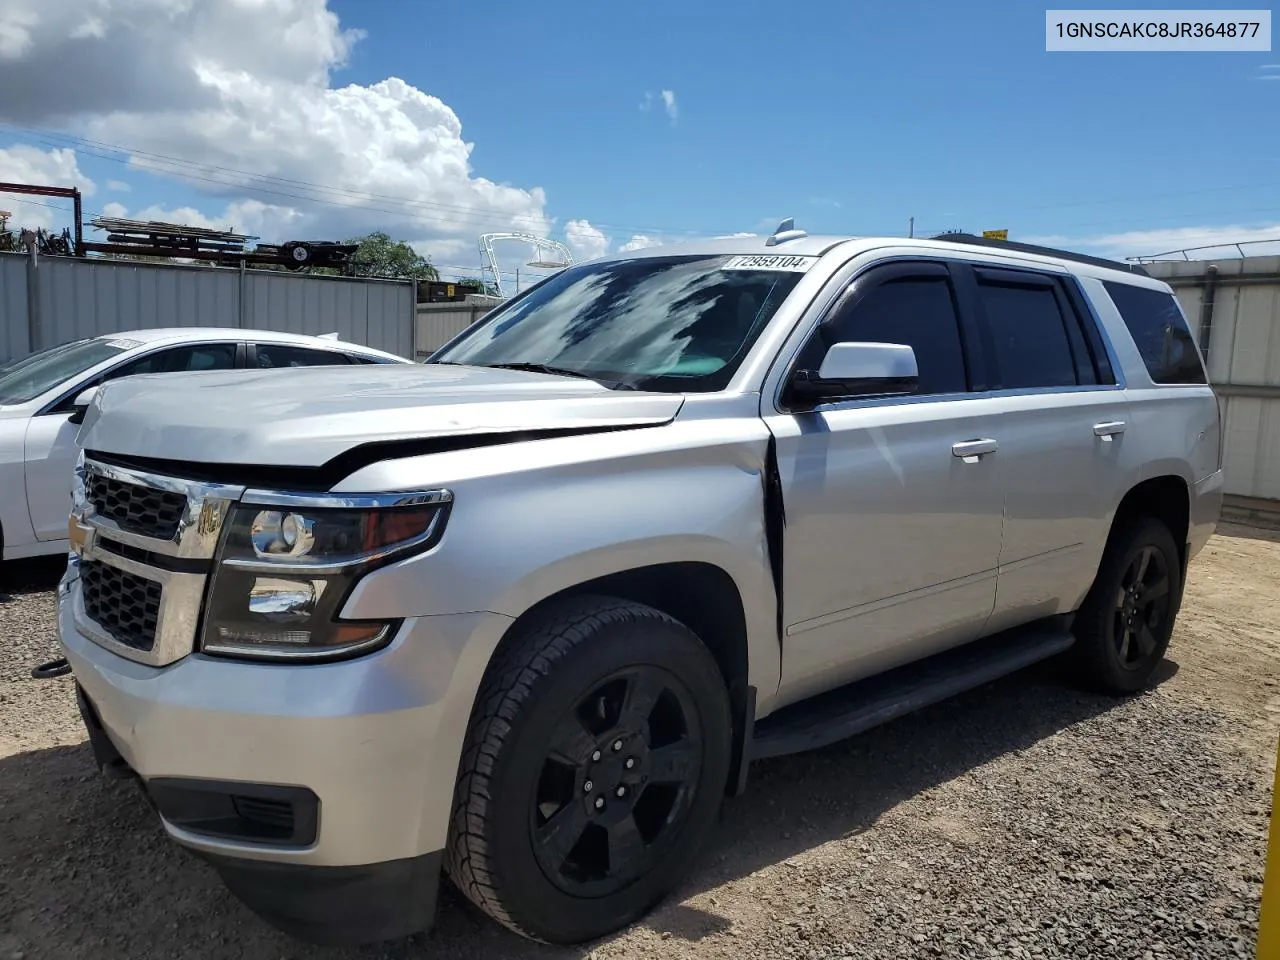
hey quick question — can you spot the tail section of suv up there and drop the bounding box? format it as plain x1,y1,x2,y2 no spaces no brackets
57,226,1222,946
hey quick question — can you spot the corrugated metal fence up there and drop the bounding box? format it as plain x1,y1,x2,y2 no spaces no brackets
1146,257,1280,507
415,296,504,359
0,252,416,362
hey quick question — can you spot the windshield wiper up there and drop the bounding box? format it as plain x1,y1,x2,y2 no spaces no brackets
481,361,638,391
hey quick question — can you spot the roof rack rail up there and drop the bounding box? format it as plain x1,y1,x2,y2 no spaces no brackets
928,232,1150,277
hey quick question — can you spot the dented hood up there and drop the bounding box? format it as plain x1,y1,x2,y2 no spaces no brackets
78,363,684,467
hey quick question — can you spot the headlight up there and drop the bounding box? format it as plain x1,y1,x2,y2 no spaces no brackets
199,490,452,662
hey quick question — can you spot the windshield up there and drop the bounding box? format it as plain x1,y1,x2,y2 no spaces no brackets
430,253,810,391
0,338,137,406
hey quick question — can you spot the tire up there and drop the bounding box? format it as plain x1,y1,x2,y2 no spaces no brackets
1071,516,1183,695
444,595,732,944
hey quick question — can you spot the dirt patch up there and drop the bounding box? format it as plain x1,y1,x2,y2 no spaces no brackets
0,534,1275,960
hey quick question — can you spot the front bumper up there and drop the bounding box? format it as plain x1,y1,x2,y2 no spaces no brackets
58,576,513,942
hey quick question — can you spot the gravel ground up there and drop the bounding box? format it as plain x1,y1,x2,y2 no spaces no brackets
0,526,1276,960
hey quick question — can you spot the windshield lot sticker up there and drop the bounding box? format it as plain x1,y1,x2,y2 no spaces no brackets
104,339,143,349
721,255,817,272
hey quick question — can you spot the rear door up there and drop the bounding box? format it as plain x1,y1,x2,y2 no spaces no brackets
958,264,1137,633
23,341,241,541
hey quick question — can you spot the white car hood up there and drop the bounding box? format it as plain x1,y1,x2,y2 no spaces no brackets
77,364,683,468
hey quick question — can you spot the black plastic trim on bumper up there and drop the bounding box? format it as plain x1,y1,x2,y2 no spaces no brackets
75,683,136,780
198,849,443,946
145,777,320,847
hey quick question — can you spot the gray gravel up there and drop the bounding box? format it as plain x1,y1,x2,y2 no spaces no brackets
0,530,1274,960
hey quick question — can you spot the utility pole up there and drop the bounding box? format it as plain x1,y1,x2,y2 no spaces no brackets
908,216,914,239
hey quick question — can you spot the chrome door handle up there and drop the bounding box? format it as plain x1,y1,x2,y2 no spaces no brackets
952,438,998,461
1093,421,1127,440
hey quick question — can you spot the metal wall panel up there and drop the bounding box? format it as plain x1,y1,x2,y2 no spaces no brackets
0,252,415,363
243,271,412,357
1148,258,1280,501
33,257,242,347
414,299,502,357
0,255,30,361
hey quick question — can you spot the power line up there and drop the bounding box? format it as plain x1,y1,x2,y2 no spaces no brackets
2,125,713,239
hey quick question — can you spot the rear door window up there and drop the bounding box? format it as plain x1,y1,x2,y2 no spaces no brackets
254,344,353,368
1102,281,1207,384
975,274,1080,390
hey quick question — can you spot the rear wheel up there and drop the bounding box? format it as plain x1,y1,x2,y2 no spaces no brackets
1071,517,1182,694
445,596,731,943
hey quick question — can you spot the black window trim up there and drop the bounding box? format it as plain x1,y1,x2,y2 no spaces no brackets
38,339,249,417
962,262,1123,395
778,258,983,413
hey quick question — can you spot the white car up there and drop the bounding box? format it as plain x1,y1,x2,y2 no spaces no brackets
0,327,410,560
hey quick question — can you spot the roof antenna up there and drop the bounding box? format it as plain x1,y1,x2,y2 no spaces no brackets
765,217,808,247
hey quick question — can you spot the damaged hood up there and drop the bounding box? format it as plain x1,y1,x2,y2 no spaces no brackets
78,363,684,467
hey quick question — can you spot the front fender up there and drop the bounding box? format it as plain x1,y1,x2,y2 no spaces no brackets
338,419,782,711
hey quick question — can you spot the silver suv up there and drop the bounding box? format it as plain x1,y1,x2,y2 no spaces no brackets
57,223,1223,947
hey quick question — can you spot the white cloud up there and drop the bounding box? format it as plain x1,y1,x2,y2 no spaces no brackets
711,232,757,239
99,200,128,218
1024,223,1280,261
660,89,677,122
0,6,36,58
619,234,662,253
106,179,131,192
564,218,610,261
640,89,677,123
0,0,551,248
0,144,95,229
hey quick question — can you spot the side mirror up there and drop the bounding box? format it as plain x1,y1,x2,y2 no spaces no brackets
787,342,918,407
67,386,97,425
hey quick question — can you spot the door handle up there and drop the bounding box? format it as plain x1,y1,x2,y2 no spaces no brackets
1093,421,1127,440
952,438,998,461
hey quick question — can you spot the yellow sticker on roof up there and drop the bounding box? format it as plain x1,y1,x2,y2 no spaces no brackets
722,254,817,272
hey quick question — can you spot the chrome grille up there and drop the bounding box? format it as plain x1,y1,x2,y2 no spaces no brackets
71,456,246,667
86,472,188,541
80,559,163,652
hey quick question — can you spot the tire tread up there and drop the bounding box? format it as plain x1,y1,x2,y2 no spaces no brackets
444,596,687,941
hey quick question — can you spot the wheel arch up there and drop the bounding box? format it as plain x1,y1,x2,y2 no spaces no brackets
486,560,759,798
1107,473,1191,574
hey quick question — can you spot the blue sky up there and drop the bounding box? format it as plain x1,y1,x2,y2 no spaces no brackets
1,0,1278,281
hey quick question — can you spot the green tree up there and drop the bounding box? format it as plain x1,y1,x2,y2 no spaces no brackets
343,231,439,280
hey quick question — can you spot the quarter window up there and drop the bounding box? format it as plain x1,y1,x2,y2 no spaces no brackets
1103,281,1207,384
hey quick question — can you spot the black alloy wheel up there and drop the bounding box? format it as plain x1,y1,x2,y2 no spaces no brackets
445,596,732,944
1110,543,1173,670
530,665,703,898
1071,516,1183,694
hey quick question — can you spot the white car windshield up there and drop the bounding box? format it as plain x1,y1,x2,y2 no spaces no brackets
0,338,137,406
430,253,809,392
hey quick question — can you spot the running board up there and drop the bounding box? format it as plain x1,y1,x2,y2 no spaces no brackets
750,621,1076,761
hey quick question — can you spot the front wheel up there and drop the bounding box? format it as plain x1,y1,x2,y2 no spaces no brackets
445,596,732,943
1071,516,1182,695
